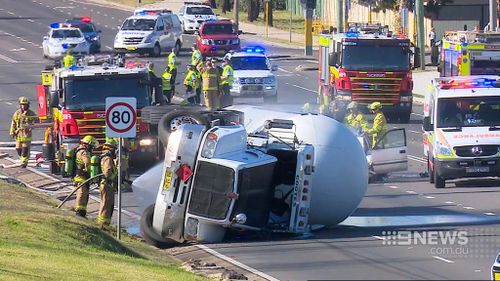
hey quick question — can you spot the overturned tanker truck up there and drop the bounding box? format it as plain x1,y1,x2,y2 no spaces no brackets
132,104,368,248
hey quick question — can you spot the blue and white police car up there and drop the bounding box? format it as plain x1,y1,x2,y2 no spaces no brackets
226,47,279,103
66,17,101,53
42,23,90,59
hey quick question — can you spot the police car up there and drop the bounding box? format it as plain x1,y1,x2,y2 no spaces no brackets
493,252,500,281
66,17,101,53
226,47,279,103
178,2,217,33
114,9,183,56
42,23,90,59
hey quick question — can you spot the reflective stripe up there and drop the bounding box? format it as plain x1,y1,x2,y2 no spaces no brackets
162,72,172,90
75,205,87,211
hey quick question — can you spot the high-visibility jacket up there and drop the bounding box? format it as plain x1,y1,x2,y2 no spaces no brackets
74,145,91,183
10,109,37,142
184,70,200,89
344,113,368,130
63,54,75,67
191,50,202,65
162,71,172,91
168,52,177,70
220,64,234,86
364,112,388,148
201,67,219,91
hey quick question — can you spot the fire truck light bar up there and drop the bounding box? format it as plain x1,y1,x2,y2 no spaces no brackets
439,78,498,89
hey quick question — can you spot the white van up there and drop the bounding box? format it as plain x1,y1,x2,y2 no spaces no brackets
423,76,500,188
114,9,183,56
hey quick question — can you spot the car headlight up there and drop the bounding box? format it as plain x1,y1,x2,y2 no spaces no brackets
201,39,212,45
139,138,154,146
437,141,453,156
143,34,154,43
201,133,218,158
264,76,276,84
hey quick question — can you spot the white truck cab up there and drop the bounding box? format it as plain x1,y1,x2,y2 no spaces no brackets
423,76,500,188
114,9,183,57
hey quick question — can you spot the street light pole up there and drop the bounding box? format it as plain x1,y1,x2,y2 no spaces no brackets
234,0,239,33
337,0,343,32
415,0,425,70
289,0,292,43
489,0,498,31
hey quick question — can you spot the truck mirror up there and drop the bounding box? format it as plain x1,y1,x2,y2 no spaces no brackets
49,91,60,108
423,116,433,131
412,47,421,69
328,52,338,67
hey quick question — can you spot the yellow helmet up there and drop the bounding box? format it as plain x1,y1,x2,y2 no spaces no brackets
347,101,358,110
81,135,98,147
104,137,118,148
19,96,29,105
369,102,382,110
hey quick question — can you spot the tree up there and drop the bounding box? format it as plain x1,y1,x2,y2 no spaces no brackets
247,0,261,22
222,0,232,13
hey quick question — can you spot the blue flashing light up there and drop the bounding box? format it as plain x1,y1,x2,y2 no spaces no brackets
62,43,69,49
243,46,265,54
69,65,79,71
346,31,360,38
50,23,60,28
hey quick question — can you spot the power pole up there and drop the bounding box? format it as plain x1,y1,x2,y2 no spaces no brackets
415,0,425,70
234,0,239,33
305,8,313,55
337,0,343,32
489,0,498,31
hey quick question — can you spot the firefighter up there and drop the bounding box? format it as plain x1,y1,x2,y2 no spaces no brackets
73,135,98,217
161,67,173,103
63,49,75,68
363,102,388,149
9,97,37,168
191,43,202,66
220,56,234,108
200,60,220,110
98,138,118,226
167,48,178,95
344,102,368,132
184,64,200,104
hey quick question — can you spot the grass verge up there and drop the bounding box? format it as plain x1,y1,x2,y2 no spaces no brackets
0,180,202,281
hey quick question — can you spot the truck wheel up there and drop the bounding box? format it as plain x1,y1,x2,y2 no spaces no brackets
434,169,445,188
428,156,434,183
151,43,161,57
158,109,209,148
263,95,278,104
140,204,179,249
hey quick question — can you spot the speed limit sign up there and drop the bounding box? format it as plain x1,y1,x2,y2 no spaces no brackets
105,97,137,138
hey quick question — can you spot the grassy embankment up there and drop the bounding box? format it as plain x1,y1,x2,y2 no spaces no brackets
0,180,202,281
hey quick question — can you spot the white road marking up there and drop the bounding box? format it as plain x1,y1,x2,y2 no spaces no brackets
372,235,385,240
10,48,26,52
196,245,281,281
111,16,115,19
8,11,15,15
54,6,74,9
106,46,112,50
444,201,455,204
408,130,421,134
425,196,435,199
406,190,417,194
463,206,475,210
407,155,426,164
6,102,12,105
278,67,292,73
67,12,72,15
103,14,108,17
0,53,18,63
306,60,318,63
104,25,109,28
484,212,496,216
433,256,455,264
389,186,399,189
290,84,316,94
27,19,35,22
411,112,424,117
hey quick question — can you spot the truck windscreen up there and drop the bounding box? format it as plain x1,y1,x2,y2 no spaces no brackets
437,96,500,128
342,45,409,71
64,76,150,110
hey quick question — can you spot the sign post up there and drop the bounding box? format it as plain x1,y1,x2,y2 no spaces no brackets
105,97,137,240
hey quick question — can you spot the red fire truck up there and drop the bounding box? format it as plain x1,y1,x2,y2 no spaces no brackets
318,24,420,123
38,55,163,172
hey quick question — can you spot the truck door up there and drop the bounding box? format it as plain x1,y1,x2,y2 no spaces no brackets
152,124,206,243
368,128,408,175
288,144,314,233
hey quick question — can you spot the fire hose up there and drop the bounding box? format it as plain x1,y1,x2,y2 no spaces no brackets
57,173,103,208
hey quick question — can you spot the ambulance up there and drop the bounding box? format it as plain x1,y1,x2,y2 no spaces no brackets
439,31,500,77
423,76,500,188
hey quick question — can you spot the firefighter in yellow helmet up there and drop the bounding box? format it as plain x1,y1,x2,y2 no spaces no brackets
63,49,75,68
98,137,118,226
200,59,221,110
344,101,368,132
73,135,98,217
363,102,388,149
9,97,37,168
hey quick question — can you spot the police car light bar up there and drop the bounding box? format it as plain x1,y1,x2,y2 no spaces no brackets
439,78,499,90
134,9,171,16
242,46,265,53
80,16,92,23
50,23,74,28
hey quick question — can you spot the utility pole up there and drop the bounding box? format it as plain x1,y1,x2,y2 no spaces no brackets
415,0,425,70
489,0,498,31
289,0,292,42
305,8,313,55
234,0,239,33
337,0,343,32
